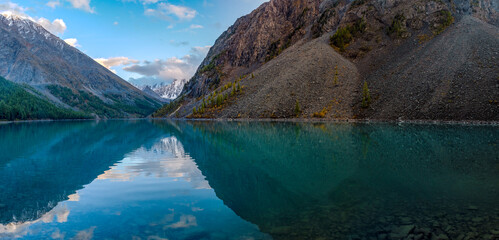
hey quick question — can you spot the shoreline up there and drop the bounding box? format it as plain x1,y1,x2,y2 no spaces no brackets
156,117,499,126
1,117,498,126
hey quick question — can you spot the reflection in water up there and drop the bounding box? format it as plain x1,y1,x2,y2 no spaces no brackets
160,121,499,239
0,120,498,239
0,204,70,238
0,120,165,225
98,136,210,189
0,120,268,240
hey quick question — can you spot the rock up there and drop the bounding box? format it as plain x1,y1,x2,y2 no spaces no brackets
431,234,449,240
491,229,499,235
0,203,6,208
400,217,412,224
378,233,388,240
483,234,494,240
471,217,483,222
391,225,415,238
414,228,431,236
414,233,424,240
467,205,478,210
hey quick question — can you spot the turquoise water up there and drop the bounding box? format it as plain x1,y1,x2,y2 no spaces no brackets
0,120,498,240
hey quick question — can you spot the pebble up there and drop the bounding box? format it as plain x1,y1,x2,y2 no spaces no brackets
467,205,478,210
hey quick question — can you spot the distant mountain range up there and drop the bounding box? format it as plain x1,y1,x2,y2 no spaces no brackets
0,14,162,119
134,78,188,102
156,0,499,121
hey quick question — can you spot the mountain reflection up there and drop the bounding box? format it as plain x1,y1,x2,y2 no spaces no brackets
0,120,165,225
155,121,499,239
98,136,210,189
1,120,498,239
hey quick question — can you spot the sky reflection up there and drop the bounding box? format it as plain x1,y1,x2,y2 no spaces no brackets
0,121,267,240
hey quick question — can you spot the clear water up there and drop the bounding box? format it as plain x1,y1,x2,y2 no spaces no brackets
0,120,498,240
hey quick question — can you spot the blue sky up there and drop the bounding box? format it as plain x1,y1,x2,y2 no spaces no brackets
0,0,267,86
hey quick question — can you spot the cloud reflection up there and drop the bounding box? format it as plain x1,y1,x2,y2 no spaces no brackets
0,204,70,238
97,137,210,189
164,214,197,229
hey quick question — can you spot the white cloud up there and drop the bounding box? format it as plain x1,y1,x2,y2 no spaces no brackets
113,21,119,25
66,0,94,13
140,0,160,4
0,2,27,15
190,24,203,29
95,57,139,74
123,46,210,82
64,38,80,47
0,2,67,35
145,3,197,21
46,1,61,8
37,18,67,34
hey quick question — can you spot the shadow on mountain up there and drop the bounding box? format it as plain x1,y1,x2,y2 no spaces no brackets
0,120,165,225
153,121,499,239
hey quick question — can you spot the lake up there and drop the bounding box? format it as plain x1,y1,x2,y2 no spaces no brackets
0,120,498,240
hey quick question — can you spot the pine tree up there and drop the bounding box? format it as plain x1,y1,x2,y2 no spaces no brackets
361,81,371,108
294,100,302,117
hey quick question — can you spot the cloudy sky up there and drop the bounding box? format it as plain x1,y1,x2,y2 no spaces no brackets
0,0,267,86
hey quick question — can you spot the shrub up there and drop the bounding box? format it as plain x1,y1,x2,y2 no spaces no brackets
330,18,366,51
330,27,353,51
387,14,406,38
200,61,215,73
312,108,328,118
433,10,454,35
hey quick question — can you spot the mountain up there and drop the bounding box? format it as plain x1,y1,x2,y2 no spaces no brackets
0,14,162,118
0,76,89,120
155,0,499,121
135,78,188,101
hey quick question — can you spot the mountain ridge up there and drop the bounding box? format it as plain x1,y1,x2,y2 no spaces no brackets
0,14,162,118
156,0,499,121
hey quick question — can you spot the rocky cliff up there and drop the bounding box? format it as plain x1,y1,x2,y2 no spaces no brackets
157,0,498,121
0,14,161,118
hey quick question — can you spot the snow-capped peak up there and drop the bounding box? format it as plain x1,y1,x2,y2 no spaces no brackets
135,79,188,100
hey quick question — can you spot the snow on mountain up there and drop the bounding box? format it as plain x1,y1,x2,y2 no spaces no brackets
135,78,187,100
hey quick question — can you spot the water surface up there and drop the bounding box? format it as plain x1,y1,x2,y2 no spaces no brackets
0,120,498,239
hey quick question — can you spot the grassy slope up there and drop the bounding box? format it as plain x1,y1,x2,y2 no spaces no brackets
47,85,161,118
0,77,90,121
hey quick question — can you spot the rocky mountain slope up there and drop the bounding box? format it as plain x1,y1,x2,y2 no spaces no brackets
0,14,161,118
156,0,499,121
